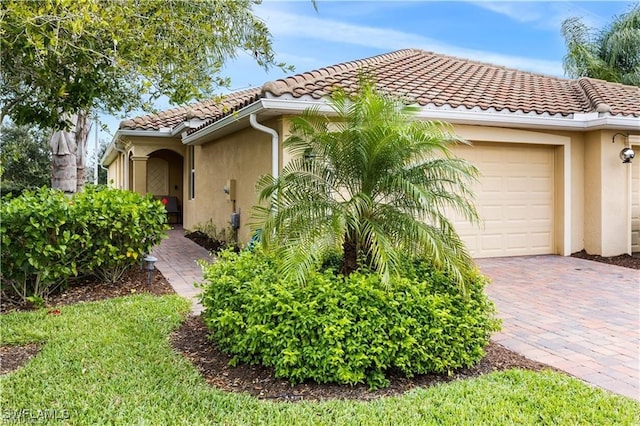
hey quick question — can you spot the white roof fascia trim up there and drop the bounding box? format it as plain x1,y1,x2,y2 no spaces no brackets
178,96,640,146
117,129,173,137
413,110,640,131
171,123,189,136
262,99,640,130
101,128,173,166
182,101,264,145
171,119,207,136
259,98,640,131
101,141,119,166
260,98,333,113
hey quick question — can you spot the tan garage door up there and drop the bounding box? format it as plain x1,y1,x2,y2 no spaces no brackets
450,142,555,258
632,146,640,253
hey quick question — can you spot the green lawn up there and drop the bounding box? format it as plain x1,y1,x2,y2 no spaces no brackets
2,294,638,425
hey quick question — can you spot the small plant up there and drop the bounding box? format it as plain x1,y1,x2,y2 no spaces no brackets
186,219,237,253
199,249,501,389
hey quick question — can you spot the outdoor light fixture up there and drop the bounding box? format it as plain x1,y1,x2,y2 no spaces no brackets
612,133,634,164
143,255,158,284
620,147,635,164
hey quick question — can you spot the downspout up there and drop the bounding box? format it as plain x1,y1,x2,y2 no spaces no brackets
99,163,108,184
249,114,279,179
113,142,129,190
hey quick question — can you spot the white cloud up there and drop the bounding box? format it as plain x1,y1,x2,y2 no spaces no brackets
468,1,609,31
470,1,544,23
257,8,564,76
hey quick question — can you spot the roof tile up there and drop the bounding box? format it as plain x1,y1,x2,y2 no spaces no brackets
119,88,261,130
123,49,640,132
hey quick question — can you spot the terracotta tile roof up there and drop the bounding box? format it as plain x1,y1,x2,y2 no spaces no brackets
119,88,261,130
123,49,640,133
261,49,640,118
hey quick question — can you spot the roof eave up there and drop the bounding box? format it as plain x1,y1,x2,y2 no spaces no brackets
100,128,174,166
264,98,640,131
182,101,265,145
413,109,640,131
179,97,640,147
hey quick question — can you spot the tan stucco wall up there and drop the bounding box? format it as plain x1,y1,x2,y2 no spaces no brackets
106,152,128,190
183,123,275,243
104,136,185,192
583,130,633,256
107,159,120,188
584,131,602,253
116,136,185,158
111,115,637,257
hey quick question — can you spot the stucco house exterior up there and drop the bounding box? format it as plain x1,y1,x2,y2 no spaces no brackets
102,49,640,258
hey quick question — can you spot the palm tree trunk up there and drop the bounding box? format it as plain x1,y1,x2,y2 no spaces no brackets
74,111,91,192
341,231,358,276
49,111,91,193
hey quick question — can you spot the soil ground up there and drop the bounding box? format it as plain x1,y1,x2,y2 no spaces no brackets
570,250,640,269
2,249,637,402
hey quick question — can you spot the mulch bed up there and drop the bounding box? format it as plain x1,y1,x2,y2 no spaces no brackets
0,343,39,375
184,231,228,253
7,248,636,401
170,315,556,402
571,250,640,270
1,268,175,314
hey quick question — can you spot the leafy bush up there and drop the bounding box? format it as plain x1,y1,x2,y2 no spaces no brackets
1,188,86,302
1,186,168,303
199,249,501,389
73,186,168,282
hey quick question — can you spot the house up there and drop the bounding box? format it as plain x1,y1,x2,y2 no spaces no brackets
101,49,640,258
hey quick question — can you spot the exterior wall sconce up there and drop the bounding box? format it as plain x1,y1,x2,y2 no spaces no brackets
612,133,634,164
620,147,635,164
143,255,158,284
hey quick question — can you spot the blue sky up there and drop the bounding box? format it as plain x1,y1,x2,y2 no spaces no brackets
97,0,633,150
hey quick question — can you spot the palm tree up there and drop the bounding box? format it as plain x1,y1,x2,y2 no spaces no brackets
252,82,479,287
562,5,640,86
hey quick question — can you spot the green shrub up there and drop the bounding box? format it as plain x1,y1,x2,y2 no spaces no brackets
199,249,501,389
1,188,87,302
1,186,168,303
73,186,168,282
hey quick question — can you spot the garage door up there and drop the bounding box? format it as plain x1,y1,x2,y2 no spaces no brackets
449,142,555,258
632,146,640,253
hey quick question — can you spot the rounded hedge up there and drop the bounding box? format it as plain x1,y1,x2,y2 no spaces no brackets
1,186,168,302
199,249,501,389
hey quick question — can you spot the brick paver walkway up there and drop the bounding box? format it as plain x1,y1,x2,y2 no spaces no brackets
152,229,640,400
151,226,211,314
477,255,640,400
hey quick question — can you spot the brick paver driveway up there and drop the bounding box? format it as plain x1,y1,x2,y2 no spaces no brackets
477,255,639,400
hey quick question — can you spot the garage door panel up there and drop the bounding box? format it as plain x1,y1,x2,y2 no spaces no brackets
482,177,502,191
450,142,555,258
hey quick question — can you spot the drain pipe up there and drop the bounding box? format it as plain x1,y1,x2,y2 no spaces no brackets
249,114,279,179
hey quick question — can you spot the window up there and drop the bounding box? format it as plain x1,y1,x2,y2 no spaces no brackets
188,145,195,200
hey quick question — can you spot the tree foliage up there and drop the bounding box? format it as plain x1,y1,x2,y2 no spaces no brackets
252,83,479,287
562,5,640,86
1,0,288,129
0,123,51,196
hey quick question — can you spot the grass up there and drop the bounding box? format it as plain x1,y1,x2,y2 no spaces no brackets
2,294,639,425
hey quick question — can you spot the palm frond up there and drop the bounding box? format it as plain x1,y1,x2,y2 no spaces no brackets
251,80,480,289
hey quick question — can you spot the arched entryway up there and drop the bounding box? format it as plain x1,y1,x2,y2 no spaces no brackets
147,149,184,222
